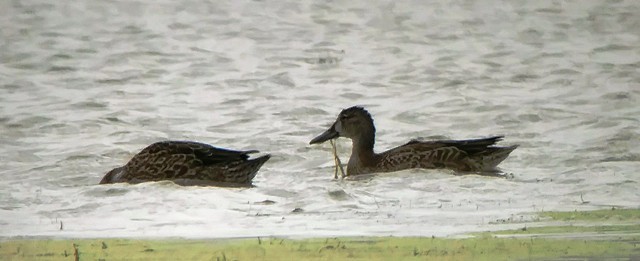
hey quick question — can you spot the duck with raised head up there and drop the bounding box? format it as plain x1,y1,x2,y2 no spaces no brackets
310,106,518,176
100,141,270,186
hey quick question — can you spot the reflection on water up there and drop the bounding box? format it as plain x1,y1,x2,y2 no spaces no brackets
0,0,639,238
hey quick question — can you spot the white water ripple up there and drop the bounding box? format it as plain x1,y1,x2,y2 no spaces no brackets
0,0,639,238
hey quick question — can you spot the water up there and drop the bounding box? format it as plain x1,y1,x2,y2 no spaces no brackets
1,0,639,238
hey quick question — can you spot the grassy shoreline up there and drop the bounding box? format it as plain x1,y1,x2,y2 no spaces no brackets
2,208,639,260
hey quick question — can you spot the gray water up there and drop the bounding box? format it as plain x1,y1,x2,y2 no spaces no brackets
1,0,639,238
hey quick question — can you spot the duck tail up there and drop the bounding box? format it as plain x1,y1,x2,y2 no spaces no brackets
232,154,271,183
479,145,518,171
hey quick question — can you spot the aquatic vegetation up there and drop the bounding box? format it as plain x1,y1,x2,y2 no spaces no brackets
329,139,346,179
540,207,640,222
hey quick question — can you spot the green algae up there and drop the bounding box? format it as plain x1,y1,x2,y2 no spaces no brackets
540,207,640,222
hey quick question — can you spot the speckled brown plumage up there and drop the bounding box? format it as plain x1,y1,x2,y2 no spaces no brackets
310,106,518,176
100,141,270,186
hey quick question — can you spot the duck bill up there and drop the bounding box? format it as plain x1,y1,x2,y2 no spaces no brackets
309,124,339,144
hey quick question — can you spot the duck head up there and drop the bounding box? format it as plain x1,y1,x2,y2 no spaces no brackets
99,166,126,184
309,106,376,144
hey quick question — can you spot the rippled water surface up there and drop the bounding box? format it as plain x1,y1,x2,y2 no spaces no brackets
1,0,639,238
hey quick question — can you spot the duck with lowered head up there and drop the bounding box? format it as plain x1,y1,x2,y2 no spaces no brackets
100,141,270,186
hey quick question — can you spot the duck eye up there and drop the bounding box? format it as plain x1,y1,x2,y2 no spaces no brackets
340,114,351,120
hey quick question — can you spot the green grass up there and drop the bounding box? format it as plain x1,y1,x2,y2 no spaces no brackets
2,208,640,260
2,236,639,261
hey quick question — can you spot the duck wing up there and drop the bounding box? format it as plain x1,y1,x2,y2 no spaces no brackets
421,136,504,155
139,141,258,165
123,141,260,181
378,136,508,171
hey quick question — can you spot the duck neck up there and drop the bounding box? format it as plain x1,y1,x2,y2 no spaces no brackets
350,130,376,164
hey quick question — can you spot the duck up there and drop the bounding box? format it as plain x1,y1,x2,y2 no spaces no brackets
309,106,517,176
100,140,270,186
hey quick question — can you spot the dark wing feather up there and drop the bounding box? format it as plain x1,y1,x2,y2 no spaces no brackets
437,136,503,154
143,141,257,165
407,136,503,155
